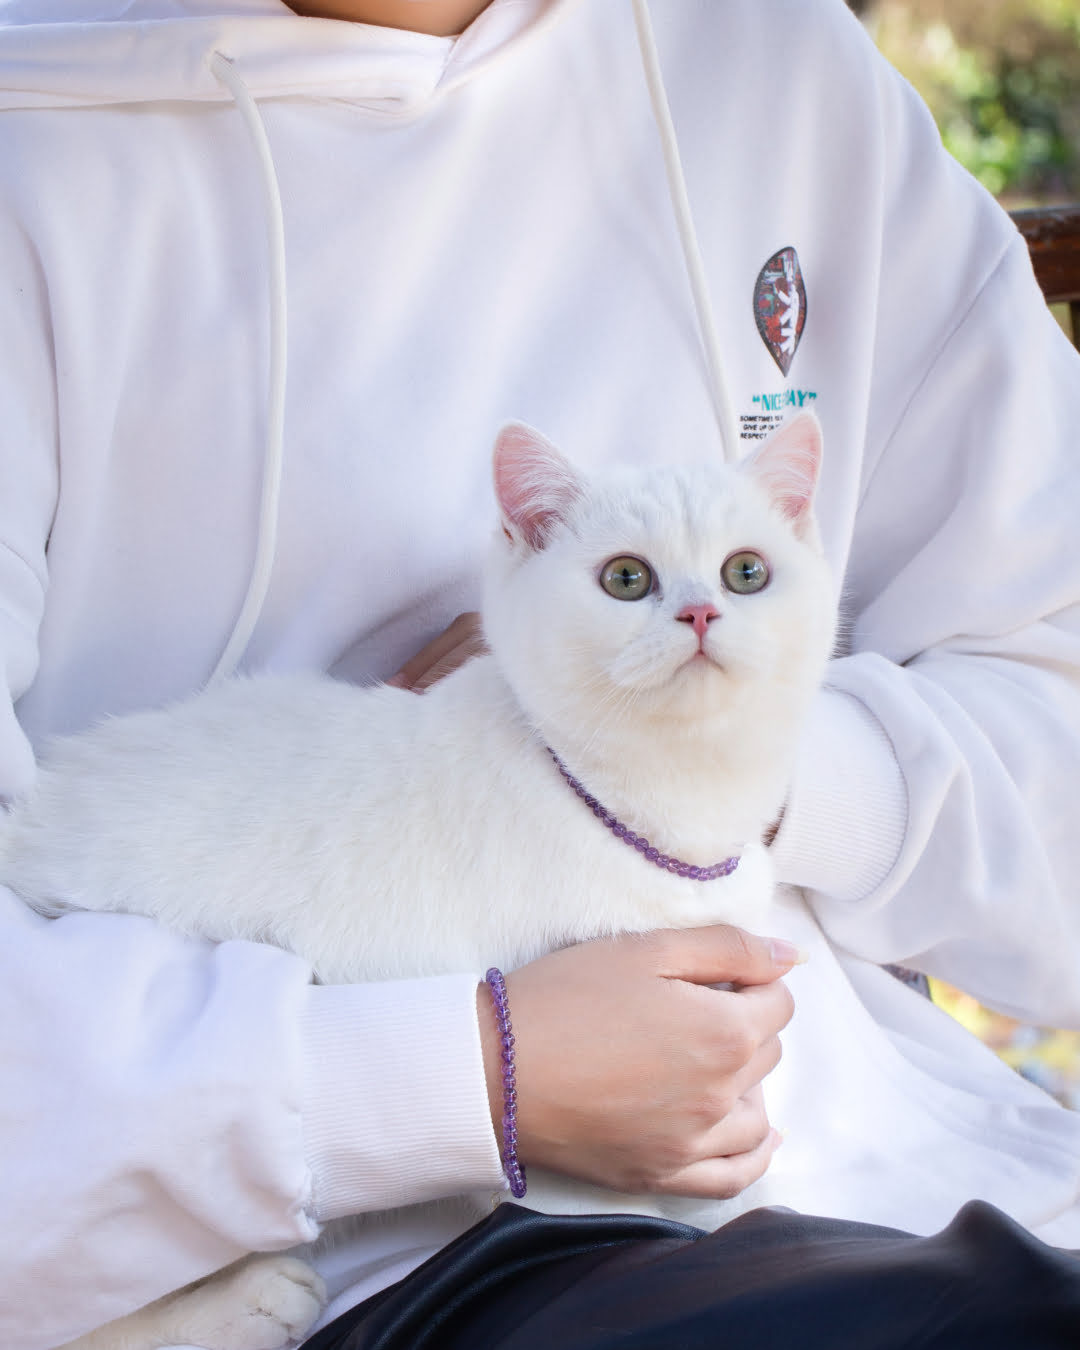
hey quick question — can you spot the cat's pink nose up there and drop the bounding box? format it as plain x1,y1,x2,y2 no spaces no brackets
676,603,720,639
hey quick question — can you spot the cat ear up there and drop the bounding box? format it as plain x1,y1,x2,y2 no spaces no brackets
493,423,584,552
741,411,823,535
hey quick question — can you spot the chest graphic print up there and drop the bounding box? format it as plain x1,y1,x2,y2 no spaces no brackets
754,247,807,376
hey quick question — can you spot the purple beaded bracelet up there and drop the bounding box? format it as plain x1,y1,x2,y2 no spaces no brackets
485,967,527,1199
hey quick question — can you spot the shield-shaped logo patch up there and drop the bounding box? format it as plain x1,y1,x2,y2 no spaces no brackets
754,247,807,376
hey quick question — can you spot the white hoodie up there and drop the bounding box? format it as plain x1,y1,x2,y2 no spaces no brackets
2,0,1080,1346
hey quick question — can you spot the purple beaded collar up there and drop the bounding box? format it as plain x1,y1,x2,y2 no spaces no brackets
547,749,740,882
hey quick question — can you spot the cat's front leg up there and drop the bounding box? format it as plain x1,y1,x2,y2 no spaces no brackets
55,1253,326,1350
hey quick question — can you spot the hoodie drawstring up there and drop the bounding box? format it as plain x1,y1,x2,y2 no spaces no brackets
207,51,289,685
632,0,740,465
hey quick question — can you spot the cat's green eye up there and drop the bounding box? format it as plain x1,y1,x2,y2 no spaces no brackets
599,556,654,601
722,550,770,595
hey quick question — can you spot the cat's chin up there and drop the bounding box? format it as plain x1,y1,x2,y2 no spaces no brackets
619,653,736,726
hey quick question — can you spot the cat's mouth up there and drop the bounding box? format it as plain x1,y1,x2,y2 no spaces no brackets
611,641,727,691
678,648,725,675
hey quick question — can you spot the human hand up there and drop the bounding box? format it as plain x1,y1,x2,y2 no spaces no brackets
477,927,799,1199
386,612,487,692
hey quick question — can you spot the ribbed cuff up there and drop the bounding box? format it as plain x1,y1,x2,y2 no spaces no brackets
770,687,908,902
299,974,505,1221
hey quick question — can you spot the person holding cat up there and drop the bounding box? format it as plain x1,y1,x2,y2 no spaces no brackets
2,0,1080,1347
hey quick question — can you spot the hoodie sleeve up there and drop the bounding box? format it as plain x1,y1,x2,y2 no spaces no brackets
770,43,1080,1027
1,893,502,1349
0,214,502,1350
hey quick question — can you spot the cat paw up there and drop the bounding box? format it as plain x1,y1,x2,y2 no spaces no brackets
173,1254,327,1350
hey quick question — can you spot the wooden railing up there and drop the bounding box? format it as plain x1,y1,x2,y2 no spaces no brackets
1010,205,1080,346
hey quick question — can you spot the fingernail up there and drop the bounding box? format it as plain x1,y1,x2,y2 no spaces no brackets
769,939,809,967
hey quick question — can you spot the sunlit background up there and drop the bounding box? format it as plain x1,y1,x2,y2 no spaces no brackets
851,0,1080,205
849,0,1080,1109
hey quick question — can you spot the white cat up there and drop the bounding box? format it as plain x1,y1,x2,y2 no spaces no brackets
4,414,836,1350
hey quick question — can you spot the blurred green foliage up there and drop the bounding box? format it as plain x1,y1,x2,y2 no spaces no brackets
863,0,1080,204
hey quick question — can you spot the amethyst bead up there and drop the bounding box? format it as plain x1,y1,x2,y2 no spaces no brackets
485,968,527,1200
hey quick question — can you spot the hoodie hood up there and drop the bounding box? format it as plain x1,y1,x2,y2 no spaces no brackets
0,0,571,111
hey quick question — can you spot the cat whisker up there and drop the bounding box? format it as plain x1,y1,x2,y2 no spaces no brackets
575,682,647,762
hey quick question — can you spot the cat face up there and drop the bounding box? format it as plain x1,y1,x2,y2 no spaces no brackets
482,416,835,748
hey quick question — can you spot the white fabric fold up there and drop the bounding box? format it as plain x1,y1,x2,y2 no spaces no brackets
771,686,908,903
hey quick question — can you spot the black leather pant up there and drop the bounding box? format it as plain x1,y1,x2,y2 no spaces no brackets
302,1200,1080,1349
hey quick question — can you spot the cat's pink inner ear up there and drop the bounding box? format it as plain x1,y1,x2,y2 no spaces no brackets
743,411,823,529
493,423,583,551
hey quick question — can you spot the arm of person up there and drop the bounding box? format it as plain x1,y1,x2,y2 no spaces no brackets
768,18,1080,1027
2,898,505,1350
